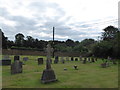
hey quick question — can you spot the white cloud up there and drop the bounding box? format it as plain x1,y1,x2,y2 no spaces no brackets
0,0,118,41
0,17,17,27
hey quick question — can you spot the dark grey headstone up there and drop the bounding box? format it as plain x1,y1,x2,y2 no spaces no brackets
11,60,22,74
23,57,29,61
54,56,59,64
38,58,44,65
1,59,11,66
14,56,20,61
55,56,58,60
71,57,74,61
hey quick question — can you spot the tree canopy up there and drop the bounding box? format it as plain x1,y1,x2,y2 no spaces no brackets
1,25,120,59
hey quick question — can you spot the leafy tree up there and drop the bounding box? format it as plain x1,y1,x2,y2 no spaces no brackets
26,36,35,48
112,31,120,58
92,41,113,58
80,38,96,46
15,33,25,47
7,40,15,48
102,26,119,41
65,39,75,47
1,29,8,49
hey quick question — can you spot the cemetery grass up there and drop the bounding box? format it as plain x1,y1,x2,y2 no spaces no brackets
2,55,118,88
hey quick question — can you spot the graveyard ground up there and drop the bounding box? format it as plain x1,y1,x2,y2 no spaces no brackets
2,55,119,88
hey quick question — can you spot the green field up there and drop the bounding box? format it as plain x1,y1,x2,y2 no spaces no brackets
2,55,119,88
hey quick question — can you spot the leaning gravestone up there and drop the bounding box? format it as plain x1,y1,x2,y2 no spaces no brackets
14,56,20,61
38,58,44,65
11,60,23,74
71,57,74,61
41,44,57,83
1,55,11,66
54,56,59,64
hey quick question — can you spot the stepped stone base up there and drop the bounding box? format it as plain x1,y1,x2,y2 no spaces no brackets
41,69,57,83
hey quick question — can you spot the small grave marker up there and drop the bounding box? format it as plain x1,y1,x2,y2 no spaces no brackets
38,58,44,65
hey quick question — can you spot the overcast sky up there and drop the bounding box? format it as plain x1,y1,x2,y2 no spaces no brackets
0,0,119,41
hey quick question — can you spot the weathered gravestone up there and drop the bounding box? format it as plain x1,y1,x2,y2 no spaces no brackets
41,44,57,83
11,60,23,74
1,55,11,65
75,58,78,61
83,57,87,64
54,56,59,64
71,57,74,61
38,58,44,65
60,57,65,64
23,57,29,61
14,56,20,61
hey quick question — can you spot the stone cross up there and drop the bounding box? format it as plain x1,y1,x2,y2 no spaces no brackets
46,44,53,69
46,44,53,60
41,43,57,83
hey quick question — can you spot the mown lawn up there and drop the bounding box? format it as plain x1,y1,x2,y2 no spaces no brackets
1,55,119,88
